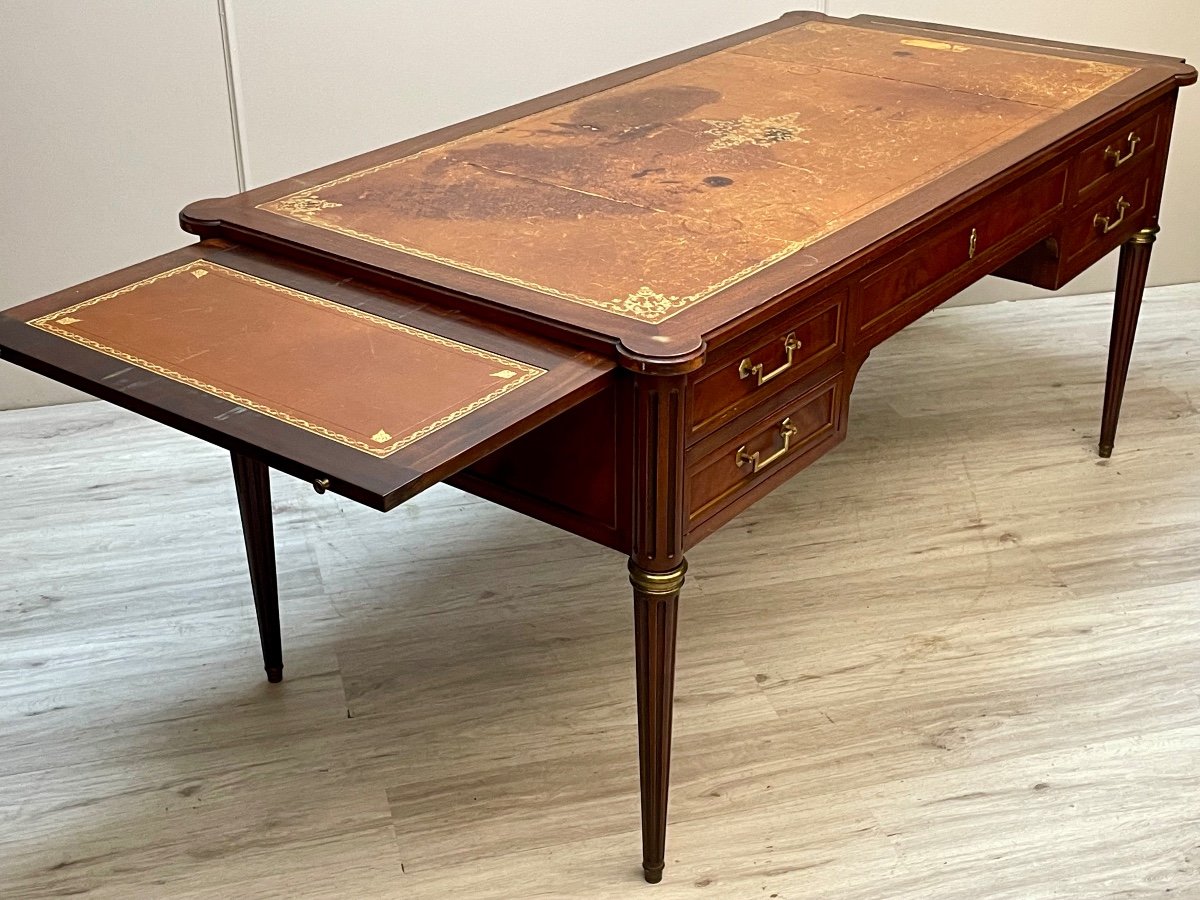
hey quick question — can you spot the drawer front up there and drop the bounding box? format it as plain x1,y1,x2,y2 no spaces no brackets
689,291,844,441
1063,171,1152,267
687,376,840,525
1073,105,1163,198
858,164,1067,337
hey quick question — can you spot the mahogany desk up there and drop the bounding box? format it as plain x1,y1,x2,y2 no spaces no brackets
1,13,1194,884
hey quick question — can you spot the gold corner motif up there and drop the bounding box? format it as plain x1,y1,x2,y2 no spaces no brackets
371,429,392,443
267,195,344,219
618,287,679,320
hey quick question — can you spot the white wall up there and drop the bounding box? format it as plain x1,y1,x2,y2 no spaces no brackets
2,1,1197,409
228,0,823,187
0,1,240,407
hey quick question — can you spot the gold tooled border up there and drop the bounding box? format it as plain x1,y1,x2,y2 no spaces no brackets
261,190,804,325
29,261,546,458
256,21,1132,325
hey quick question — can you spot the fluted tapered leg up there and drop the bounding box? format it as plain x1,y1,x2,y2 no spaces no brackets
231,452,283,683
624,365,692,882
1099,225,1159,458
630,558,685,884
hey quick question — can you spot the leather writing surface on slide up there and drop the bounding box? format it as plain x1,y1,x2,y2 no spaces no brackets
257,20,1136,324
28,261,544,457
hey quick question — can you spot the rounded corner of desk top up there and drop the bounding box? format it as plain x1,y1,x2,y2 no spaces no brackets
20,258,551,459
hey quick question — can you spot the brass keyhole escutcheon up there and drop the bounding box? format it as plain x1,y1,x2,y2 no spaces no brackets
968,227,979,260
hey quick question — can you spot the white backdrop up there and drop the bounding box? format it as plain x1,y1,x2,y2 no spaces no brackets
2,1,1196,408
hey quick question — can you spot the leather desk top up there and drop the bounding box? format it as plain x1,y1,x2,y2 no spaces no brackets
181,14,1193,359
28,259,544,458
0,244,612,510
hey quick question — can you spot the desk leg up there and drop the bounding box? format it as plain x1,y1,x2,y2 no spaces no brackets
231,452,283,683
1100,225,1159,458
627,368,690,883
630,559,686,885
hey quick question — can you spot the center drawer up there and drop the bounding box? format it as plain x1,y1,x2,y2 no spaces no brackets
857,162,1068,341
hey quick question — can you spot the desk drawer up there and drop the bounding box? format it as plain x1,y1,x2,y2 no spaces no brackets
689,291,844,442
687,375,840,525
858,164,1067,338
1073,105,1163,198
1062,170,1152,269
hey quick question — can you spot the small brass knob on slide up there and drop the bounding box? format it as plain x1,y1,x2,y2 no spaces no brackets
313,478,331,495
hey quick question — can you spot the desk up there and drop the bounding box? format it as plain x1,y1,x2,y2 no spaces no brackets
1,13,1194,884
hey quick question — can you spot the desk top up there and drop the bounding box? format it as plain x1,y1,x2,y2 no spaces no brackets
183,13,1193,360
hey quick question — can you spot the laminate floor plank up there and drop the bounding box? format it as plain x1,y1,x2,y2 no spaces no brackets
2,285,1199,897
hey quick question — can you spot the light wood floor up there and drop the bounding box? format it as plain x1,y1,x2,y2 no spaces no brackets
2,285,1199,899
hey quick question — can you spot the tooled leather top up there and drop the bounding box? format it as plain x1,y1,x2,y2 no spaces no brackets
254,21,1134,325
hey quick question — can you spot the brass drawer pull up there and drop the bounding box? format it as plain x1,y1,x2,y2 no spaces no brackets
1104,131,1141,168
739,332,801,387
736,417,800,474
1094,196,1131,235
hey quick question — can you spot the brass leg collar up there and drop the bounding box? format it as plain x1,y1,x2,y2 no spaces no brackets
628,559,688,595
1129,225,1160,246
